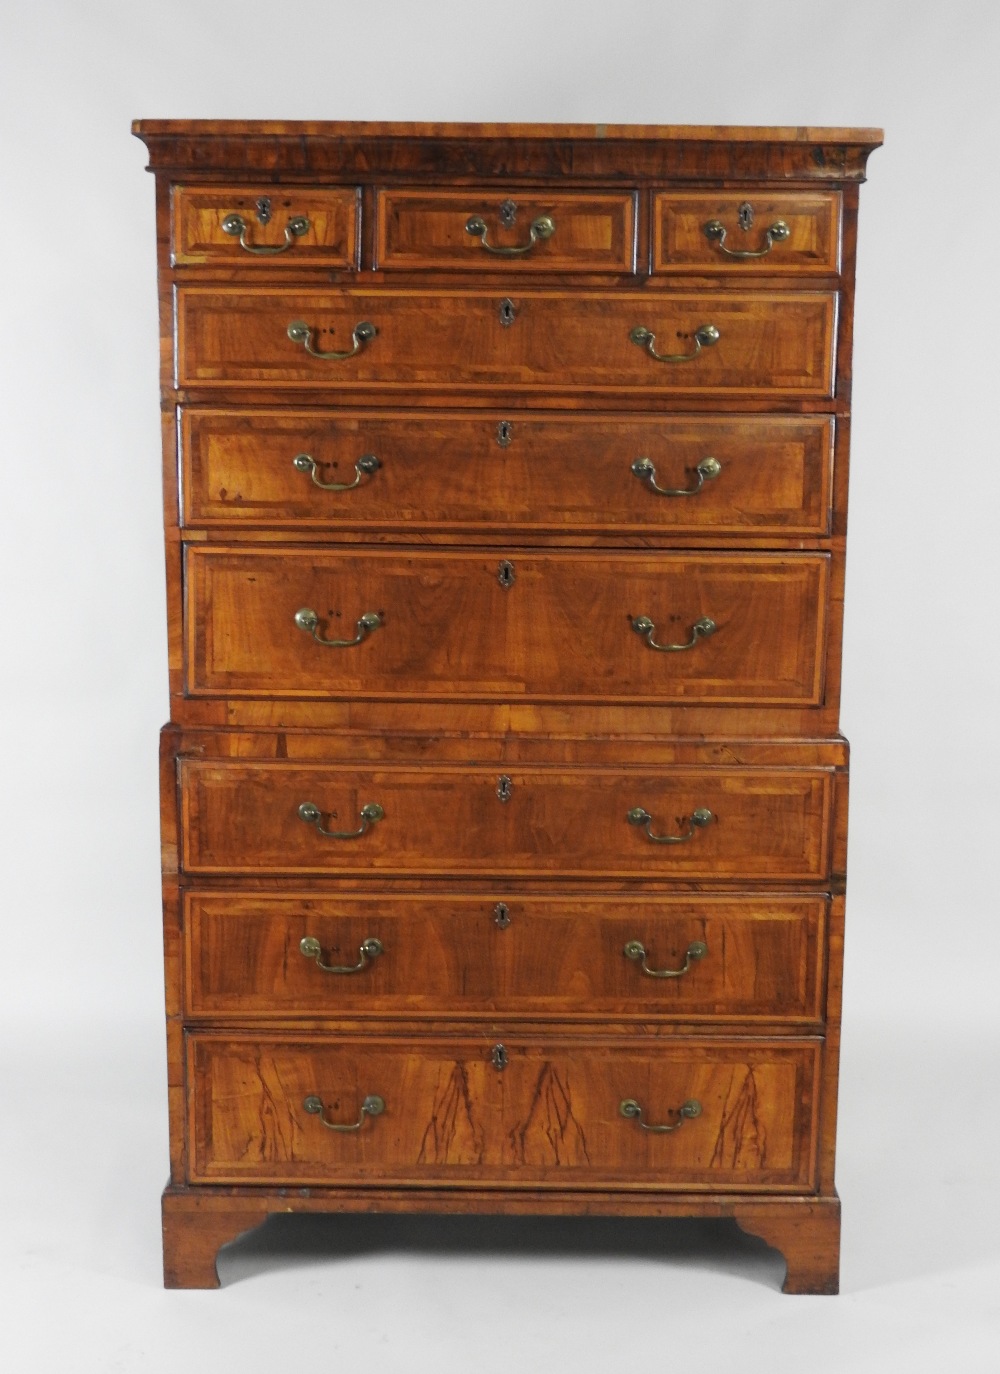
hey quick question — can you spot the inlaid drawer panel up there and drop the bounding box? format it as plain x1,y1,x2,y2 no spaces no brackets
171,185,360,267
375,188,636,272
184,892,827,1023
654,191,842,274
185,548,829,704
187,1032,820,1190
178,762,832,880
176,287,837,397
181,409,835,536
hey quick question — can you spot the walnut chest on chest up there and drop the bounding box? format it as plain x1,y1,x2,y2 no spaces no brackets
133,120,881,1292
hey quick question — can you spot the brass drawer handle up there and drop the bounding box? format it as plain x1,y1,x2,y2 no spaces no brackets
221,211,309,254
631,615,716,651
293,452,380,492
287,319,377,361
627,806,714,844
299,935,384,973
295,608,382,647
303,1093,385,1132
623,939,708,978
703,218,790,259
631,455,721,496
629,323,719,363
619,1098,702,1132
465,213,555,255
298,801,385,839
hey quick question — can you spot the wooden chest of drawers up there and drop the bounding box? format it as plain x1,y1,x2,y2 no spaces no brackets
134,120,881,1292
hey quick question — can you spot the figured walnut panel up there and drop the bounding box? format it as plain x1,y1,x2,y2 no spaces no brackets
171,185,359,267
187,1033,820,1190
654,191,842,274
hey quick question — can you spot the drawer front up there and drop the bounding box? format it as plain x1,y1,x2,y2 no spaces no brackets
185,892,827,1023
176,287,837,397
181,409,834,536
171,185,359,267
185,548,829,704
654,191,842,274
187,1033,819,1190
178,763,832,880
376,189,636,272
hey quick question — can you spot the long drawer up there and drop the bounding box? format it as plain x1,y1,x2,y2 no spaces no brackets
175,288,837,396
187,1033,820,1190
180,409,835,535
178,762,833,880
185,548,829,704
184,892,827,1023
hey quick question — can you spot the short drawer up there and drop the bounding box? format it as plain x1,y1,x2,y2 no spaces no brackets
375,188,636,272
184,892,827,1023
654,191,842,274
180,409,835,537
187,1032,820,1190
178,762,833,881
170,185,359,267
175,287,837,398
185,548,829,705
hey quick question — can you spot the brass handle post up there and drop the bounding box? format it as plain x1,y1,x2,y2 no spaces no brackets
287,319,377,361
703,218,790,258
303,1094,385,1131
631,615,716,651
293,452,380,492
465,213,555,255
629,323,719,363
631,455,721,496
623,939,708,978
299,936,384,974
222,212,309,254
619,1098,702,1132
298,801,385,839
627,806,714,844
294,608,382,647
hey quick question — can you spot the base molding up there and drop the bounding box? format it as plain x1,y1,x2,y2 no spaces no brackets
161,1186,840,1293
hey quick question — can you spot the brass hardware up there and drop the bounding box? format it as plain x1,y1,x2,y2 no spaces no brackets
496,775,513,803
629,323,720,363
298,801,385,839
287,319,377,360
703,218,791,259
255,196,273,224
499,199,518,227
738,201,755,231
627,806,714,844
623,939,708,978
303,1093,385,1131
496,419,513,447
493,902,511,929
294,608,382,647
631,455,722,497
498,297,517,327
293,452,380,492
466,213,555,255
497,560,516,588
491,1044,509,1071
299,935,384,974
619,1098,702,1132
631,615,716,651
222,211,309,254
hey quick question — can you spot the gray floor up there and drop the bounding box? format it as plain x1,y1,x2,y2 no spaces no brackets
3,1016,996,1374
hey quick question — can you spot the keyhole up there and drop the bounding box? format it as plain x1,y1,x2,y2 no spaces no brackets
499,298,517,327
496,420,513,447
493,902,511,929
255,196,272,224
496,775,512,803
738,201,755,232
499,198,518,227
491,1044,509,1071
497,560,515,589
